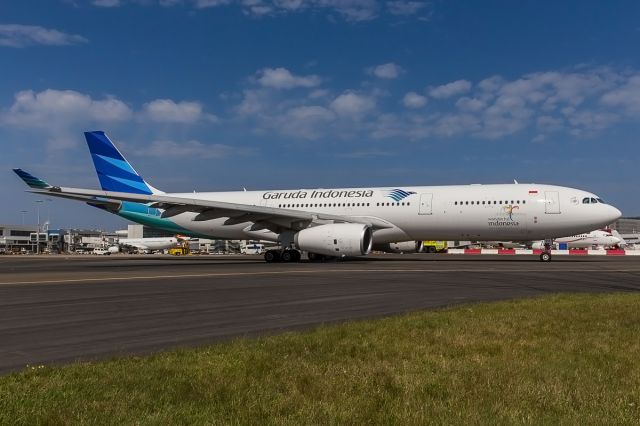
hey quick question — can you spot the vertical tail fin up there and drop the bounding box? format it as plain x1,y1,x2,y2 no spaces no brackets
84,131,163,195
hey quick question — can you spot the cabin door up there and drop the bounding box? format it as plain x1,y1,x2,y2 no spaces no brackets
544,191,561,214
418,193,433,215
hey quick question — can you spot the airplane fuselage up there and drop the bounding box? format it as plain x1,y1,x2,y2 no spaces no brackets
116,183,620,244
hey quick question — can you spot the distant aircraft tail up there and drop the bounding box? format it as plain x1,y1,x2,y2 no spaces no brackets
84,131,163,195
12,168,52,189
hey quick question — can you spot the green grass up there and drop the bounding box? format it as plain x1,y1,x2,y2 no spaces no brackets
1,293,640,425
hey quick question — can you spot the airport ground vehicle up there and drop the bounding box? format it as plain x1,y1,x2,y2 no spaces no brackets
168,247,189,256
93,248,110,255
241,243,266,255
422,241,447,253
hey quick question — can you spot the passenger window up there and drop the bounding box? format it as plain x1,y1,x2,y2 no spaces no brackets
522,200,526,204
407,202,410,206
482,201,485,205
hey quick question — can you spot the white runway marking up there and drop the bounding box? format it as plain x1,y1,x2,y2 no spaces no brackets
1,268,639,286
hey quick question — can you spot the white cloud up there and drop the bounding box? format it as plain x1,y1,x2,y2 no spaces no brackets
0,24,88,48
257,67,321,89
386,0,428,16
429,80,472,99
142,99,217,123
1,89,131,128
536,115,564,132
143,140,237,158
235,89,268,116
94,0,389,21
402,92,427,108
276,105,336,139
92,0,121,6
600,75,640,116
308,89,330,99
316,0,380,21
455,97,485,112
368,62,403,79
330,91,376,116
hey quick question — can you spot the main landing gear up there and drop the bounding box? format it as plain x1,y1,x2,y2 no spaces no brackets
264,249,301,263
539,239,553,262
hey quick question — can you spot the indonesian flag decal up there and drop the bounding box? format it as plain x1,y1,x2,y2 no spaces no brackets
528,189,538,195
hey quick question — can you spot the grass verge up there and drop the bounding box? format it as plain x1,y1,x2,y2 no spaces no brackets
1,293,640,425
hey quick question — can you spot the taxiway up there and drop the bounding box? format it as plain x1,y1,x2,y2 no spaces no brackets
0,254,638,373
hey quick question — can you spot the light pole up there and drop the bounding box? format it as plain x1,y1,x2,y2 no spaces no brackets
45,198,52,230
35,200,43,254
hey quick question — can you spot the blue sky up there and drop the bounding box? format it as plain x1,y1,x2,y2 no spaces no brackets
1,0,639,230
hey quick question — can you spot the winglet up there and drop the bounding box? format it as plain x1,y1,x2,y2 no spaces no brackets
12,168,52,189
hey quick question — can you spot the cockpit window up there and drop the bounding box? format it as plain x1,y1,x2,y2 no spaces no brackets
597,198,604,203
590,197,598,204
582,197,591,204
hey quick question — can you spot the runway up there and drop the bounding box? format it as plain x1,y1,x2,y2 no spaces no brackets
1,254,639,373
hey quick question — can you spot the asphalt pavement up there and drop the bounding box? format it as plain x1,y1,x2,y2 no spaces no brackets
0,254,638,373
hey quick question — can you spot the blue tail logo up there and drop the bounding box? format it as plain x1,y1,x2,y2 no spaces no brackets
384,189,416,202
85,131,158,195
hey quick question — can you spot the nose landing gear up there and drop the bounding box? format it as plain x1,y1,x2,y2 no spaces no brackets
539,239,553,262
539,252,552,262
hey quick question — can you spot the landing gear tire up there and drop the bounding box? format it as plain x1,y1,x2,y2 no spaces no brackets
264,250,281,263
280,249,302,263
540,252,552,262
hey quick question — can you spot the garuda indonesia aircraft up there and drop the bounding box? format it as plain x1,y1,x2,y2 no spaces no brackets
14,131,621,262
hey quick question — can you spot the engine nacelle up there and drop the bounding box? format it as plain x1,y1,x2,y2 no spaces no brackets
373,241,423,254
294,223,373,257
531,241,545,250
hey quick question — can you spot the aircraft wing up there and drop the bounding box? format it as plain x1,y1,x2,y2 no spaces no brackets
27,186,394,230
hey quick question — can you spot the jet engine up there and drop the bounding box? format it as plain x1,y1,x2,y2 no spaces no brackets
295,223,373,257
531,241,546,250
373,241,423,254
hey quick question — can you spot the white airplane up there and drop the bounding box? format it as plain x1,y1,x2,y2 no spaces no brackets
13,131,621,262
114,237,182,253
532,229,621,249
386,228,622,252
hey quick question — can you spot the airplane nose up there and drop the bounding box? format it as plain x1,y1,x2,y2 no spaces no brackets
608,206,622,222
